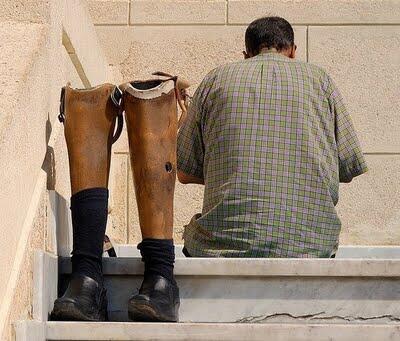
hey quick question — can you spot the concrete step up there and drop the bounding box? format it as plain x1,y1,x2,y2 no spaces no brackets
14,320,400,341
56,246,400,324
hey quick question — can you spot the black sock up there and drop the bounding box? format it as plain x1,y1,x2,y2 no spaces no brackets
138,238,175,282
70,187,108,285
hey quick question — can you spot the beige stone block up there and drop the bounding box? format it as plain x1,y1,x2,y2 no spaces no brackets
89,0,129,25
108,154,129,244
338,155,400,246
96,25,306,89
130,0,226,25
0,0,51,23
228,0,400,25
309,26,400,153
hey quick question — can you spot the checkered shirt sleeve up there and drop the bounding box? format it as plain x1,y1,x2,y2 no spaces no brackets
177,85,205,180
327,76,368,182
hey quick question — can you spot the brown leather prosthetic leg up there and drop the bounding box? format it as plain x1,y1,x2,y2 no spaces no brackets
51,84,122,322
123,74,189,322
123,78,178,239
61,84,122,194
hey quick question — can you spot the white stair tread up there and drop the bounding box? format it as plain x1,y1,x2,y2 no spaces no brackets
115,244,400,259
43,322,400,340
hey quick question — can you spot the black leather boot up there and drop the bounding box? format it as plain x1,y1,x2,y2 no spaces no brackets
128,274,180,322
50,275,108,321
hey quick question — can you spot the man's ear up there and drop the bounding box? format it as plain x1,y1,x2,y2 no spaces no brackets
289,45,297,59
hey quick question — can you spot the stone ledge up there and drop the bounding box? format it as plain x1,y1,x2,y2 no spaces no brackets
228,0,400,25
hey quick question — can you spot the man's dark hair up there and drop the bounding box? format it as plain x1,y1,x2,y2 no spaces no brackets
245,17,294,55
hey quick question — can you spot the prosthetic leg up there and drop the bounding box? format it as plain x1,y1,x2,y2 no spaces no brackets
123,74,189,322
51,84,122,321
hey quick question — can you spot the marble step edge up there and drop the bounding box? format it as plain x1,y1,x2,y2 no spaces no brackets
59,256,400,277
115,244,400,259
14,321,400,341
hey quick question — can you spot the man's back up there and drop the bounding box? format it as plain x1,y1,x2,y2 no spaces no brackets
178,51,367,258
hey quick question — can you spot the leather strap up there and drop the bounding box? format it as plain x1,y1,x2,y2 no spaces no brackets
111,86,124,144
58,86,66,123
152,72,189,129
103,235,117,257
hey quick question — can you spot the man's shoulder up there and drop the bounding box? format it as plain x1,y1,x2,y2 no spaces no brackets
207,58,330,79
283,58,330,79
203,60,247,80
287,59,333,92
212,58,260,75
197,58,333,96
304,61,330,79
195,60,247,93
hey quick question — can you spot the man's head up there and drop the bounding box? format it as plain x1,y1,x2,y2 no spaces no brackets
244,16,296,59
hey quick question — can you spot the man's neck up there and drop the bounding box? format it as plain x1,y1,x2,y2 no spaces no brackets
259,47,278,54
259,47,291,58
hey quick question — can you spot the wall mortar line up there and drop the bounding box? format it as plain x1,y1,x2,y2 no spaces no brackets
225,0,229,26
128,0,131,26
94,23,400,28
227,23,400,27
306,25,309,62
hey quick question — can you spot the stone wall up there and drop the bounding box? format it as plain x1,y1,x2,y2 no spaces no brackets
90,0,400,246
0,1,115,339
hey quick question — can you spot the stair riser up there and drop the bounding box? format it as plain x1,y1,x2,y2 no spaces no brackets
60,274,400,323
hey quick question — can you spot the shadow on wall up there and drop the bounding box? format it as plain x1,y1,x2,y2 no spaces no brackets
42,115,56,190
41,114,73,256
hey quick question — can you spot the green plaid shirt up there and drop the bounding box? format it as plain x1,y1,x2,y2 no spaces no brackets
177,51,367,258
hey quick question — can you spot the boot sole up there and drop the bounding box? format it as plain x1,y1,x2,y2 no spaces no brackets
128,302,178,323
51,302,106,322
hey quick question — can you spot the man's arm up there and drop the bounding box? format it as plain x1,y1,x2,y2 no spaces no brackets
176,80,207,185
326,75,368,183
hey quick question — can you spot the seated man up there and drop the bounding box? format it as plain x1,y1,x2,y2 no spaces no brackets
177,16,368,258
